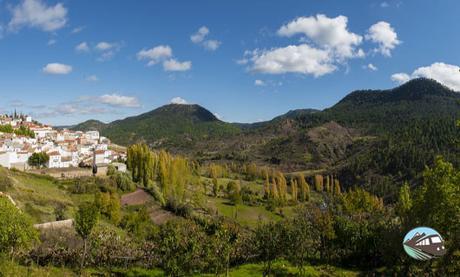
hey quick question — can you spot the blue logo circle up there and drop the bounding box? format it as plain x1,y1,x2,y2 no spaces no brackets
403,227,446,260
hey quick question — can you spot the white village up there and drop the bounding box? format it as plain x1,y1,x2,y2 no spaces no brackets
0,112,125,171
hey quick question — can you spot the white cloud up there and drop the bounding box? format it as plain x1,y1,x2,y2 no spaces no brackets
95,41,115,51
137,45,172,66
203,39,221,51
75,42,89,52
242,14,371,77
249,44,336,77
254,79,265,86
391,62,460,91
71,26,84,34
236,58,249,65
191,26,221,51
86,75,98,82
95,42,121,61
163,59,192,72
8,0,68,32
380,2,389,8
47,39,56,46
391,73,410,84
277,14,363,59
365,63,378,71
98,94,140,108
365,21,401,57
170,97,188,105
190,26,209,43
42,63,72,75
213,113,223,120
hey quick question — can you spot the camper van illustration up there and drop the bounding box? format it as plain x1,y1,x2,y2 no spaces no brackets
403,227,446,260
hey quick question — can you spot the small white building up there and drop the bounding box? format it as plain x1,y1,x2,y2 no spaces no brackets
47,151,62,168
86,131,100,141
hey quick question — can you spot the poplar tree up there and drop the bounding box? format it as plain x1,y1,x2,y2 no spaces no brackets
314,175,324,192
291,179,298,203
333,179,341,195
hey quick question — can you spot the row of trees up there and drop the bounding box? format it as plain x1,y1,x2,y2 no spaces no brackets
126,144,197,212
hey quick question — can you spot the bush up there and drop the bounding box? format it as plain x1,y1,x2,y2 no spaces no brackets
0,173,13,191
113,172,136,192
0,197,38,255
28,228,82,267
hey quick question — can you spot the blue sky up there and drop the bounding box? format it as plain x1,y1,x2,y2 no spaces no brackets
0,0,459,125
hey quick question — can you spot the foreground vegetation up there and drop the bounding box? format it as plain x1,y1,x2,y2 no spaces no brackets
0,141,458,276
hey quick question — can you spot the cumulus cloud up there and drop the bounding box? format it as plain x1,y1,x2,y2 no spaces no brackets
391,73,410,84
391,62,460,91
163,59,192,72
75,42,89,52
365,63,378,71
213,113,223,120
277,14,363,59
86,75,98,82
191,26,209,43
98,94,140,108
8,0,68,32
137,45,172,66
203,40,221,51
254,79,265,86
42,63,72,75
242,14,374,77
365,21,401,56
95,42,121,61
95,41,115,51
170,97,188,105
191,26,221,51
249,44,336,77
71,26,84,34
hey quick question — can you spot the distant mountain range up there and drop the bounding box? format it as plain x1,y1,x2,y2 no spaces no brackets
69,78,460,194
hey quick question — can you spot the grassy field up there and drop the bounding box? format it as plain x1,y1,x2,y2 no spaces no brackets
0,259,360,277
3,169,74,223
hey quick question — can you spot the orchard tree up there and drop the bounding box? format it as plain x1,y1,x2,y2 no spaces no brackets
75,201,99,268
0,197,38,256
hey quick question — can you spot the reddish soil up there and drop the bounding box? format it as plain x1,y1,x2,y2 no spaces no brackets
121,188,153,206
121,188,176,225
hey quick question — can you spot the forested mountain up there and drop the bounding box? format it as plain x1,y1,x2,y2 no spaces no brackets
89,104,241,147
71,78,460,197
69,119,107,132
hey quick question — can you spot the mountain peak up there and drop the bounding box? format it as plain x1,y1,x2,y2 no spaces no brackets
336,77,459,107
147,103,219,122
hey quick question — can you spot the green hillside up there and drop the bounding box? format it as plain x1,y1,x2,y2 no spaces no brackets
98,104,241,148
